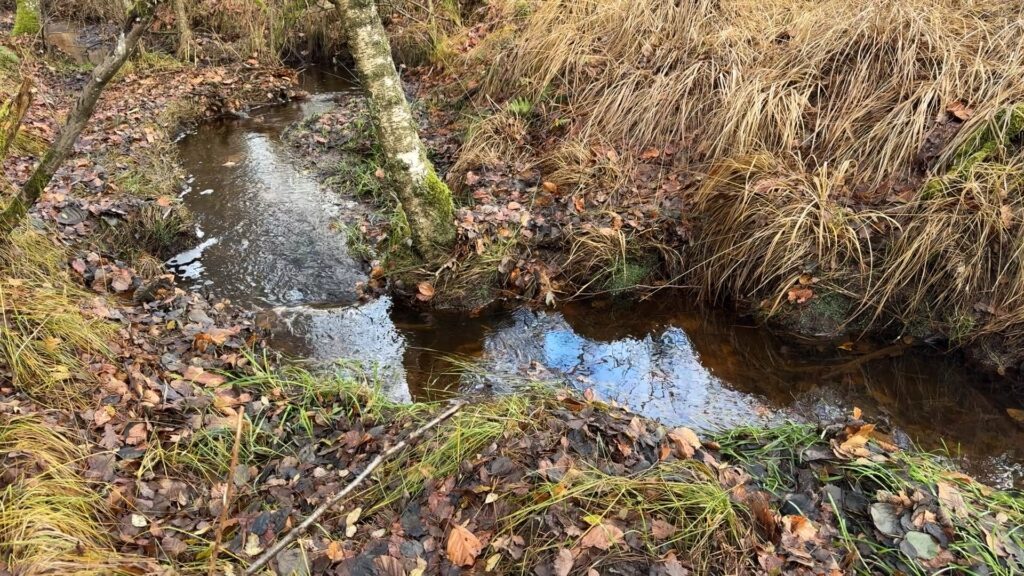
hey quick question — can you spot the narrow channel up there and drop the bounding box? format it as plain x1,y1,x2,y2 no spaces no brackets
169,68,1023,489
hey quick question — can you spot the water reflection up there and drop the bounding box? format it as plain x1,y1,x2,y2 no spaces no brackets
172,68,1023,490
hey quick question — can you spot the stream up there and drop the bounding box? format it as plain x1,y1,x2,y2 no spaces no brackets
169,68,1024,490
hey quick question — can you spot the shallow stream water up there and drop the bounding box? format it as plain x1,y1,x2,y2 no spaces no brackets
170,68,1024,489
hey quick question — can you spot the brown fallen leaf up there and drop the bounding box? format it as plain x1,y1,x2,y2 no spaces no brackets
416,281,435,302
124,422,148,446
326,540,346,562
552,547,574,576
651,518,677,540
640,147,661,160
182,365,226,387
666,427,701,459
1007,408,1024,425
580,521,624,550
446,523,483,567
783,515,817,541
947,101,974,121
787,287,814,304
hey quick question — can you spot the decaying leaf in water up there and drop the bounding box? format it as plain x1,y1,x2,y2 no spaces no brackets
447,524,483,566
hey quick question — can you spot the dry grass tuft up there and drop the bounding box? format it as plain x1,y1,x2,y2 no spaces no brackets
430,0,1024,342
0,228,112,407
452,108,534,176
691,156,894,313
0,416,155,575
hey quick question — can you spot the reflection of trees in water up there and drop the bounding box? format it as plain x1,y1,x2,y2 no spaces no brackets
555,298,1021,487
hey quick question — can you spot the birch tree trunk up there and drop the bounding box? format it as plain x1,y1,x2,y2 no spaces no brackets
173,0,196,62
340,0,455,260
13,0,42,36
0,0,163,236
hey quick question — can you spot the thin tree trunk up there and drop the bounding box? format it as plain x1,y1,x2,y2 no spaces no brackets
0,79,34,161
339,0,455,260
13,0,41,36
172,0,195,62
0,0,163,236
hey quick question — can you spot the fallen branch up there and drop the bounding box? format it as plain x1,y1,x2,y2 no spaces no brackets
243,400,468,575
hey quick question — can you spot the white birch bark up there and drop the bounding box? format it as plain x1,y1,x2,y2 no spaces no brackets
340,0,455,259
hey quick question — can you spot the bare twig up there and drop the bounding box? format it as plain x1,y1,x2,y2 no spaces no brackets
208,409,246,576
243,400,467,575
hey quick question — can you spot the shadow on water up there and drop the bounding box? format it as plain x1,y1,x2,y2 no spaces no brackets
170,67,1024,489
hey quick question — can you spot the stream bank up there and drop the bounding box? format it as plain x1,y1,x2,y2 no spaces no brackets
2,7,1024,576
170,67,1023,491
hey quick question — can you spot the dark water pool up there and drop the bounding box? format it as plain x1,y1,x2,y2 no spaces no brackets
170,68,1024,489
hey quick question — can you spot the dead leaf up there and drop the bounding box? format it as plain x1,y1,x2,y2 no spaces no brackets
937,481,967,517
552,547,574,576
1007,408,1024,425
447,524,483,567
666,427,701,459
787,287,814,304
183,365,226,387
947,101,974,121
783,515,817,541
651,519,677,540
326,540,346,562
640,147,661,160
125,422,148,446
416,282,435,302
580,521,624,550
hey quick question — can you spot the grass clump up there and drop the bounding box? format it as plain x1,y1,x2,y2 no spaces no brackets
715,421,1024,575
0,228,113,407
0,416,155,574
501,460,749,573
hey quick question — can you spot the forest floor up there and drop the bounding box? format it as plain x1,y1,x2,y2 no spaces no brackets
1,6,1024,576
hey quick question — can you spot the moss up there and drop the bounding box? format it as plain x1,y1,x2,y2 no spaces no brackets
0,46,20,72
604,259,650,293
422,166,455,226
12,0,41,36
951,104,1024,171
771,291,856,337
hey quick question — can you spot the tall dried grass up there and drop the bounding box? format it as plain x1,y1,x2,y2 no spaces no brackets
0,416,157,574
446,0,1024,342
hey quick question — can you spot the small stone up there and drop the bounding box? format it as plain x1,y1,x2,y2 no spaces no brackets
900,531,940,560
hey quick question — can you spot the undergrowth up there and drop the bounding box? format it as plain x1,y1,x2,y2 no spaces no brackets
0,227,112,408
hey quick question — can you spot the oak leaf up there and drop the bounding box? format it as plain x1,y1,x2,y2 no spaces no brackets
447,524,483,567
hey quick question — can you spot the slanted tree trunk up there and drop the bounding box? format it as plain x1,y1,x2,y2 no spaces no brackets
337,0,455,261
0,79,34,161
172,0,195,62
12,0,42,36
0,0,163,236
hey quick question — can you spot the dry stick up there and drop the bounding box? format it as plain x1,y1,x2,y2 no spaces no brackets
208,409,246,576
244,400,468,576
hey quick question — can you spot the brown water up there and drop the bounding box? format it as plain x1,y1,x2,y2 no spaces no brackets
171,68,1024,489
